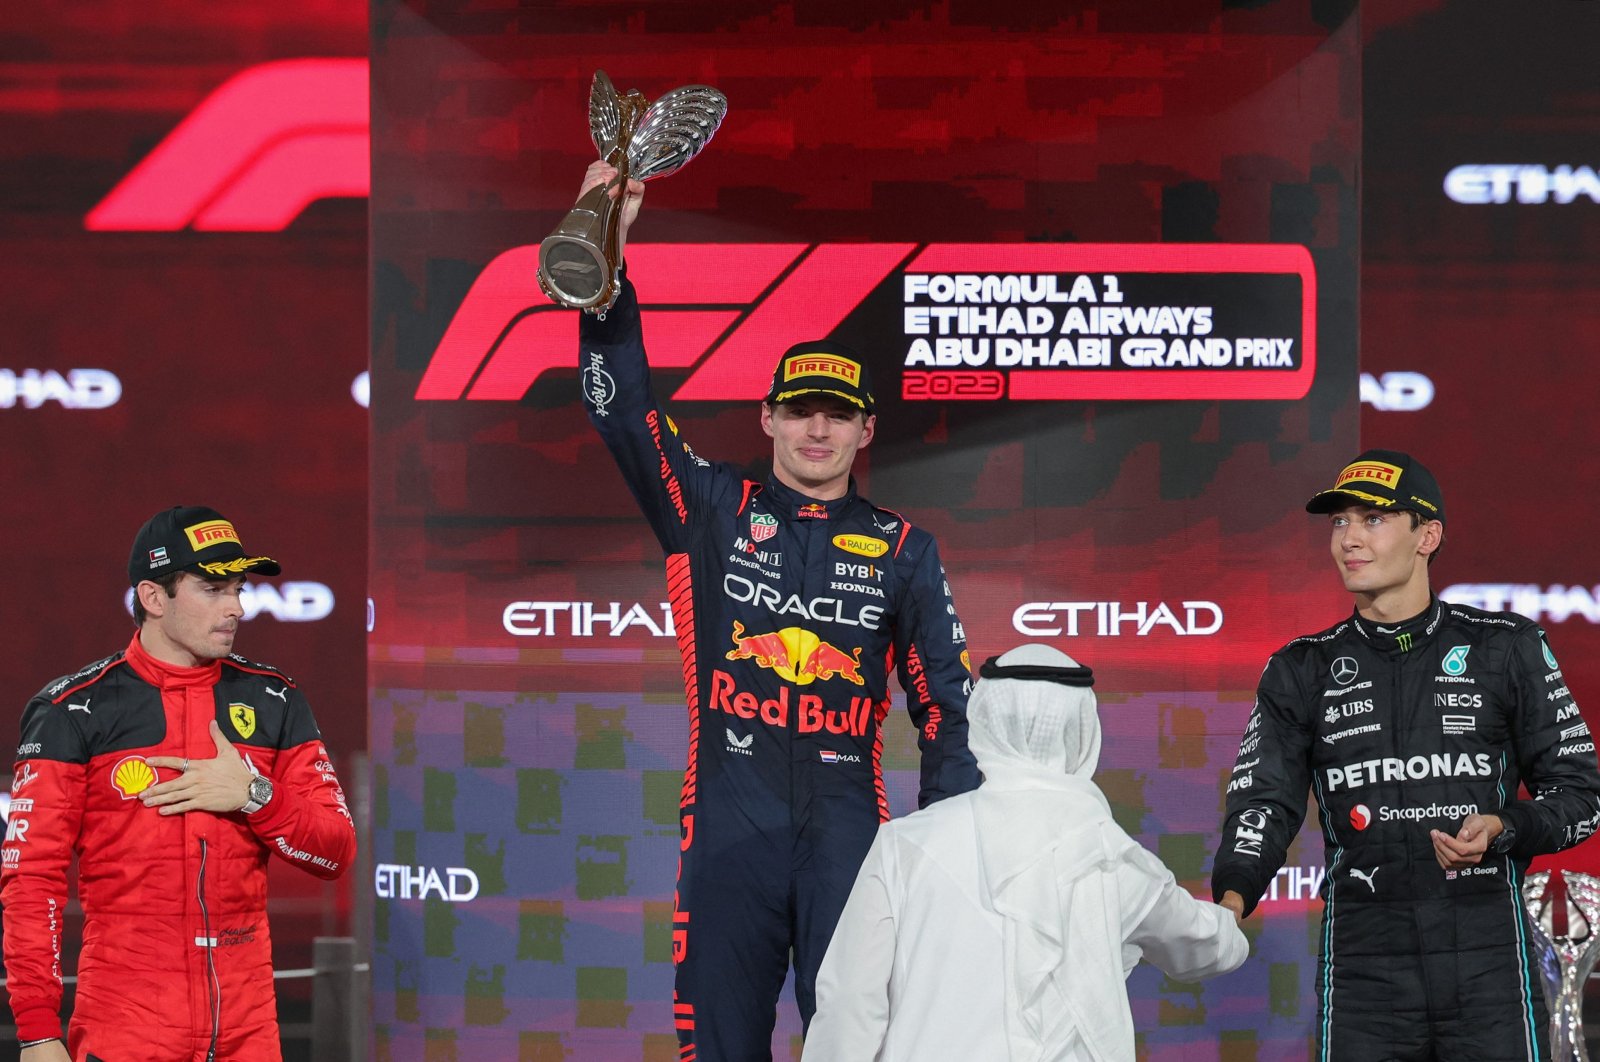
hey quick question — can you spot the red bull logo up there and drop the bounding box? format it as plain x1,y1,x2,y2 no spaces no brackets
726,621,864,686
709,669,876,736
797,504,828,520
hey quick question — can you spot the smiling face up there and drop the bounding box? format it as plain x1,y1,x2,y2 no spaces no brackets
137,572,247,666
760,395,875,500
1328,504,1442,617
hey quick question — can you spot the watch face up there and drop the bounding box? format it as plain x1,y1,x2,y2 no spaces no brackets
250,777,273,804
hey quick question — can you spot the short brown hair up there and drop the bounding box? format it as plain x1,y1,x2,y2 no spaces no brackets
131,571,184,626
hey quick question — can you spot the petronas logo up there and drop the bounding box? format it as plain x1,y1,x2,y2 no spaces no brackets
1442,645,1470,677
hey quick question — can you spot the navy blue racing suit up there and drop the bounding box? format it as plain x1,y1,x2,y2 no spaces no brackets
580,275,980,1060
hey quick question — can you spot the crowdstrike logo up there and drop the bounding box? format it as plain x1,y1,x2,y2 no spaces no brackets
1444,164,1600,205
0,369,122,410
85,59,368,232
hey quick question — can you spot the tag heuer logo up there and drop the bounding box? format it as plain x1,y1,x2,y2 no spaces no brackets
750,512,778,542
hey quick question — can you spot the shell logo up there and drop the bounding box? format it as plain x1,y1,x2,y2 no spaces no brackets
1350,803,1371,831
111,756,158,800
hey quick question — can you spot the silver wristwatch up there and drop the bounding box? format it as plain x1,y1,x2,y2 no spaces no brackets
240,774,274,815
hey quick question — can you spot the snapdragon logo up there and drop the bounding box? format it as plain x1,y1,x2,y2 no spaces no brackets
123,581,335,622
1,369,122,410
1444,164,1600,205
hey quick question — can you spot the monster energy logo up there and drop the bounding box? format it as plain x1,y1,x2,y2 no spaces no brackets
1396,632,1413,652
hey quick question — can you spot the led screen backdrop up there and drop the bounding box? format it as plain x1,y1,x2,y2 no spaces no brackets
0,0,367,1034
1363,2,1600,881
370,1,1358,1057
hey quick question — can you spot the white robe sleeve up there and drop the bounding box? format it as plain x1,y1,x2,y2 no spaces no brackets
1119,846,1249,982
802,827,899,1062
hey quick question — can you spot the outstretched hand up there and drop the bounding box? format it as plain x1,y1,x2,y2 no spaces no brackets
581,160,645,257
1220,890,1246,925
1431,813,1502,870
142,720,255,815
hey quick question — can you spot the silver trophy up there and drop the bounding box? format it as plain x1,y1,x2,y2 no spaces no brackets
1523,869,1600,1061
537,70,727,314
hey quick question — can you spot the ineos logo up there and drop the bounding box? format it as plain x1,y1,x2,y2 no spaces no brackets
1330,657,1359,685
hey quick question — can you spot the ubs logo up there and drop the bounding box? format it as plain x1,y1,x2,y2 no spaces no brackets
1331,657,1359,685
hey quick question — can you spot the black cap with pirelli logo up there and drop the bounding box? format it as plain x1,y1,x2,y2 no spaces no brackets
1305,449,1445,524
128,506,282,586
765,340,875,413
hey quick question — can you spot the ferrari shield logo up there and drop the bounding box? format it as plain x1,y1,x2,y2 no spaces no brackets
228,703,257,740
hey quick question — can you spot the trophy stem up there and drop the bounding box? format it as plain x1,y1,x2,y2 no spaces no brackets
538,70,726,314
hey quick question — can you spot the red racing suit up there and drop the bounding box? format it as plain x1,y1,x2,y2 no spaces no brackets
1,633,356,1061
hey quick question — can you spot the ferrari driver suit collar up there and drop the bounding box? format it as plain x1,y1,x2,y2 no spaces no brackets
124,631,223,688
1348,596,1444,655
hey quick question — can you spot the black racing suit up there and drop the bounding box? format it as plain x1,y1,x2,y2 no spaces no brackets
579,275,981,1060
1214,598,1600,1061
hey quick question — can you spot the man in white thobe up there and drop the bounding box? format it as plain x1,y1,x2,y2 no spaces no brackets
804,644,1248,1062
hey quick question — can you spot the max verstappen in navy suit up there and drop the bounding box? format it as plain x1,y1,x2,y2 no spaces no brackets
574,161,980,1060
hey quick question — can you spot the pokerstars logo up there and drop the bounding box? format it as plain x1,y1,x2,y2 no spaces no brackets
1350,804,1371,831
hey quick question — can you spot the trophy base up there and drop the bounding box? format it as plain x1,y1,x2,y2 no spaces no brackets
538,234,618,313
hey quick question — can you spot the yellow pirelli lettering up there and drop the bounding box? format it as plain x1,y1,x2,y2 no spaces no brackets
184,520,240,550
1334,461,1403,490
785,354,860,386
